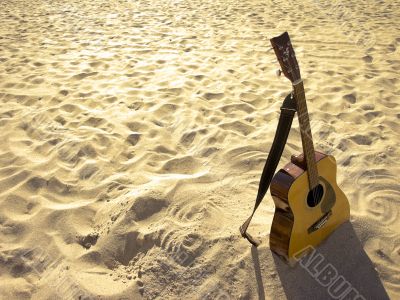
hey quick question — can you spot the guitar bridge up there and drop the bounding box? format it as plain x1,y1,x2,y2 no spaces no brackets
308,210,332,234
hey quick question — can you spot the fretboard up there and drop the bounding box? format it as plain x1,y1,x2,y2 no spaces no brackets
293,80,319,189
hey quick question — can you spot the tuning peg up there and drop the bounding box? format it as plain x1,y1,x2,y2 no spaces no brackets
276,69,282,77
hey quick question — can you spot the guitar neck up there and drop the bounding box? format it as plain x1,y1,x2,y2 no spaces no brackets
293,80,319,189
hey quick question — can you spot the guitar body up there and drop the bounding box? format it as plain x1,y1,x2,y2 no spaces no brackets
270,151,350,260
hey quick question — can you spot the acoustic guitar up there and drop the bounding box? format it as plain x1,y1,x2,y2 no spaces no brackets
269,32,350,260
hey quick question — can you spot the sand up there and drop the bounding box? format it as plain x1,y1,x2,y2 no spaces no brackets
0,0,399,299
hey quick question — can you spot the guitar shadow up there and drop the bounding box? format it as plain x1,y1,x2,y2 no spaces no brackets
269,222,389,300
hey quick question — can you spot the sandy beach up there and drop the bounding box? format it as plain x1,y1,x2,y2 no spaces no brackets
0,0,399,299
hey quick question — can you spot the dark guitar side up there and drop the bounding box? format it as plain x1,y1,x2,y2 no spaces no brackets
269,151,327,258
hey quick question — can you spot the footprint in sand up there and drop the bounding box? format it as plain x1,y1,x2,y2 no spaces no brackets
71,72,98,80
162,156,201,174
129,196,168,222
180,131,196,147
155,226,203,266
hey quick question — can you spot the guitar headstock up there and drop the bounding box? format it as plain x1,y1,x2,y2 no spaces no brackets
270,32,301,84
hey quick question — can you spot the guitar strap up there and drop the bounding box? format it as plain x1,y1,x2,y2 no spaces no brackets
239,92,297,246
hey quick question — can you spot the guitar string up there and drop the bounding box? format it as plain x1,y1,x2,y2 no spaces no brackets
281,42,321,206
277,38,323,208
294,82,321,206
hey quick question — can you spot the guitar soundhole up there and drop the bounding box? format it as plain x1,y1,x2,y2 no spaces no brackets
307,184,324,207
